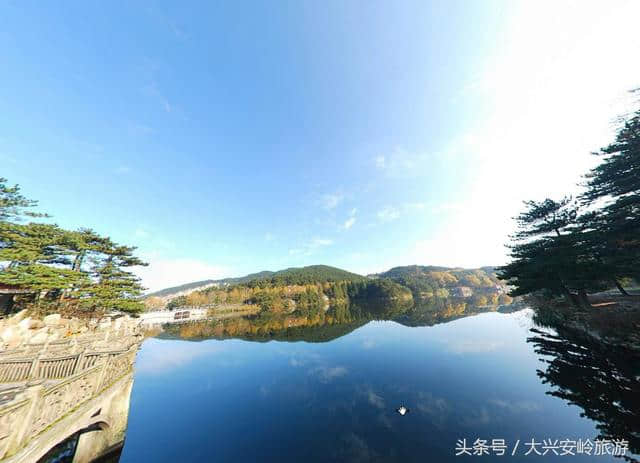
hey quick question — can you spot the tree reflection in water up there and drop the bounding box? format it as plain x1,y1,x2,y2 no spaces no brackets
528,327,640,461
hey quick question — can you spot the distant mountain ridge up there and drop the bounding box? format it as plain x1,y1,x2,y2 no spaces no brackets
146,264,505,302
145,270,275,299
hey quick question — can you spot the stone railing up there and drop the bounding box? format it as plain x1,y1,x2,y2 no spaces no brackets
0,343,139,460
0,335,141,385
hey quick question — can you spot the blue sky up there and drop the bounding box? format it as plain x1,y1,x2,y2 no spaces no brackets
2,1,639,291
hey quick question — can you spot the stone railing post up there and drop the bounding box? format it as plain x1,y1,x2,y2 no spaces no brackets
10,382,43,455
93,354,110,394
74,348,86,375
27,355,41,381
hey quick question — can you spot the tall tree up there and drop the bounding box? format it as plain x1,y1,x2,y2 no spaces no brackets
79,243,147,313
581,96,640,294
499,198,601,308
0,176,147,314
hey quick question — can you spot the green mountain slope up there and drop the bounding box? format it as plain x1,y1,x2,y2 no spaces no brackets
373,265,506,297
247,265,366,287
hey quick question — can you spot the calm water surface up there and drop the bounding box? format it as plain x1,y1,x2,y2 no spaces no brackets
119,309,635,462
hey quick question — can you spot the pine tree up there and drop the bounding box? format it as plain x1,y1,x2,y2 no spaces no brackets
78,243,147,313
1,176,147,314
498,198,602,308
581,97,640,294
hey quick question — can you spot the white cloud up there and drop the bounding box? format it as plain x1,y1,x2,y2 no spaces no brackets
134,256,231,293
321,193,343,210
377,206,400,222
342,207,357,230
343,217,356,230
116,166,131,174
289,237,334,256
309,365,348,383
374,146,428,177
488,399,540,413
366,389,385,409
264,232,275,241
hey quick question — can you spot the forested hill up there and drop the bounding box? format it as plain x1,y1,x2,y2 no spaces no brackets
246,265,366,287
146,264,507,302
144,266,364,305
372,265,506,297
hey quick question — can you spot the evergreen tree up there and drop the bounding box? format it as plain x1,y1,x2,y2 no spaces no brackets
0,177,147,314
581,97,640,294
499,198,601,308
79,243,147,313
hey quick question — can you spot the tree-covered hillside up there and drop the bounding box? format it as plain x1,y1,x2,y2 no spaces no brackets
161,264,412,317
374,265,506,297
246,265,366,287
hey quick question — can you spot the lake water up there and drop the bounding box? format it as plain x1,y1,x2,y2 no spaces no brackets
118,307,638,462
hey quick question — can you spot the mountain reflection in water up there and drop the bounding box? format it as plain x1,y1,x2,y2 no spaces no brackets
22,297,638,462
158,297,518,343
116,297,638,462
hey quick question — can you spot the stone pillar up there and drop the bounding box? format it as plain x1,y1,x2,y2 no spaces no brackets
10,382,44,455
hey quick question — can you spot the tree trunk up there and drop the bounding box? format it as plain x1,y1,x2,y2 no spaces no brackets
614,279,630,296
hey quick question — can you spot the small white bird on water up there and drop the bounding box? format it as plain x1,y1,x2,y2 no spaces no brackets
396,405,409,416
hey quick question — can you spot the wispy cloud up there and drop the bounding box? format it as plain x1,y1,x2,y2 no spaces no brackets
377,206,400,222
264,232,275,241
366,388,385,409
488,398,540,413
373,146,428,177
321,193,343,210
309,365,348,383
146,6,189,41
342,208,357,230
343,217,356,230
116,166,132,174
143,81,172,113
289,238,334,256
